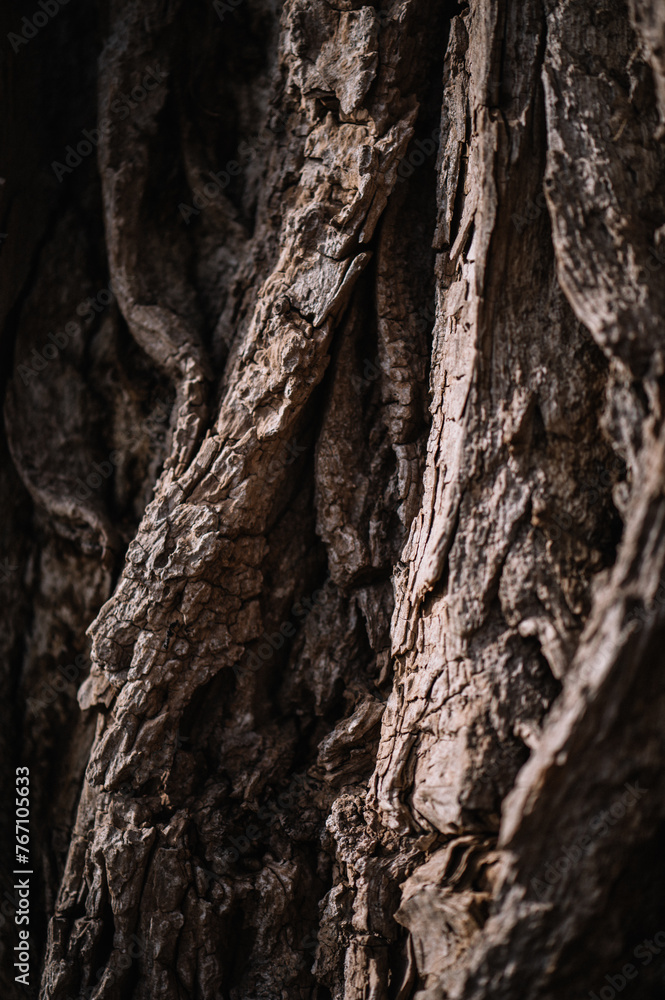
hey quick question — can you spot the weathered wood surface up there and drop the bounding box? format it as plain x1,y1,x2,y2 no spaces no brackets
2,0,665,998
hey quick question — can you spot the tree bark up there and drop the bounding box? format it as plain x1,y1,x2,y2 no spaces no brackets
2,0,665,998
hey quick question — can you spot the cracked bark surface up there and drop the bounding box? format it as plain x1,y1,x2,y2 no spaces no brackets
2,0,665,998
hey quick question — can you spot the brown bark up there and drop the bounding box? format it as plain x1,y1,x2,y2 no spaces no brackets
2,0,665,998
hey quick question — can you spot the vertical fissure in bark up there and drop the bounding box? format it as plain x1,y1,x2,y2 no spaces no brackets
3,0,665,998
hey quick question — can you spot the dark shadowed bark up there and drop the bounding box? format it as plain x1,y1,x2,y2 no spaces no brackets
2,0,665,998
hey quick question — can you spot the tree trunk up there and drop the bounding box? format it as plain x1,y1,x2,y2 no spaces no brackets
3,0,665,997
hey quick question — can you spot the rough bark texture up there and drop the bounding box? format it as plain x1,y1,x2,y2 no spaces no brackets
2,0,665,998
